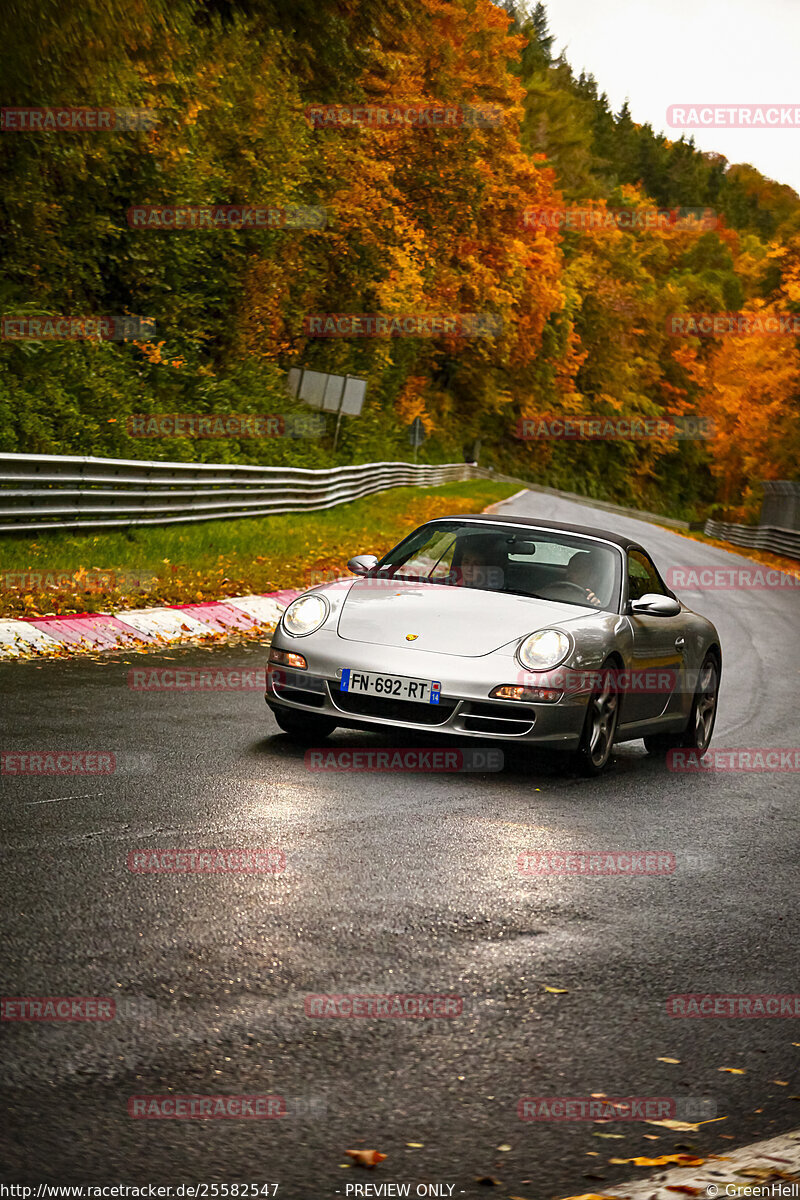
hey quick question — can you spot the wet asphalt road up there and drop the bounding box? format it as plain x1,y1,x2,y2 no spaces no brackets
1,491,798,1197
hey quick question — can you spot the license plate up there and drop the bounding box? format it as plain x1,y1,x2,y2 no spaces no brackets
340,669,441,704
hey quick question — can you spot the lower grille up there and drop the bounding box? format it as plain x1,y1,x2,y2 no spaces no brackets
331,685,456,725
464,701,537,722
461,716,534,735
273,686,326,708
270,670,327,708
459,700,536,736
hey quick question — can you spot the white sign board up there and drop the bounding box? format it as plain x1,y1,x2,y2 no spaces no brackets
287,369,366,417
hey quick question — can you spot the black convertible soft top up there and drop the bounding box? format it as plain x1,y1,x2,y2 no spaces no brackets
433,512,647,555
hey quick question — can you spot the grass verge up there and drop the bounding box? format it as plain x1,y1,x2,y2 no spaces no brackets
0,480,520,619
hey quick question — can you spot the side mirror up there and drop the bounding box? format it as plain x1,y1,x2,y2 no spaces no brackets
347,554,379,576
630,593,681,617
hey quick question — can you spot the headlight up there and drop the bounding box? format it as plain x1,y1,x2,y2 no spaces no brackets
282,593,329,637
516,628,571,672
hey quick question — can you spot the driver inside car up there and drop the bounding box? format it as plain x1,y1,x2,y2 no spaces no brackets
451,534,507,590
563,550,607,608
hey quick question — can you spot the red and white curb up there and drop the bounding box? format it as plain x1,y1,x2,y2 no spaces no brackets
563,1126,800,1199
0,590,302,660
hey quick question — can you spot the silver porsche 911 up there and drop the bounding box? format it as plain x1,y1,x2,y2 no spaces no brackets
265,514,721,774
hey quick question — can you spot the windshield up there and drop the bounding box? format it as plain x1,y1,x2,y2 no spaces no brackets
371,521,621,610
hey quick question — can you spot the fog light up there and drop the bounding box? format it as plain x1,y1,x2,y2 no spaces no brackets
269,648,308,669
491,684,562,704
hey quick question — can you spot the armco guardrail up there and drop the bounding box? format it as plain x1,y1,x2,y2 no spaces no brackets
760,480,800,531
703,519,800,561
0,453,475,533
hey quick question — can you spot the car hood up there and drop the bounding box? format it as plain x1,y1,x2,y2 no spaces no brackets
335,579,593,656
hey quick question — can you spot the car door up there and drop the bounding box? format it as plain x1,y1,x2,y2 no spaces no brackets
624,549,685,722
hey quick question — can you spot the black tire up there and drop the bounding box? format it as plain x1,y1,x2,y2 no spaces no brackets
644,652,719,756
574,659,621,776
272,707,337,742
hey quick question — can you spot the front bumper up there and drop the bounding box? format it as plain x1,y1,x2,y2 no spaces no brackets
266,627,588,748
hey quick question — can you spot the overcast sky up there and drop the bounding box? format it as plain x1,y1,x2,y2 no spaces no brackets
542,0,800,195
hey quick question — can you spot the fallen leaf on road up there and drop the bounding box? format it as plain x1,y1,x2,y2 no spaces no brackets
643,1134,660,1140
593,1133,624,1139
346,1150,387,1168
591,1092,607,1098
718,1067,746,1074
543,986,568,993
665,1187,704,1196
558,1195,613,1200
497,1143,512,1151
646,1117,727,1132
406,1142,424,1148
657,1057,681,1064
772,1080,789,1086
608,1154,705,1167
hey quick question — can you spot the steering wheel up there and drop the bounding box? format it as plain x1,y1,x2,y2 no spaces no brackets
545,581,592,600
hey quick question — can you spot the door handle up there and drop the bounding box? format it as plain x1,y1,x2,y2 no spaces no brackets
674,636,685,648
